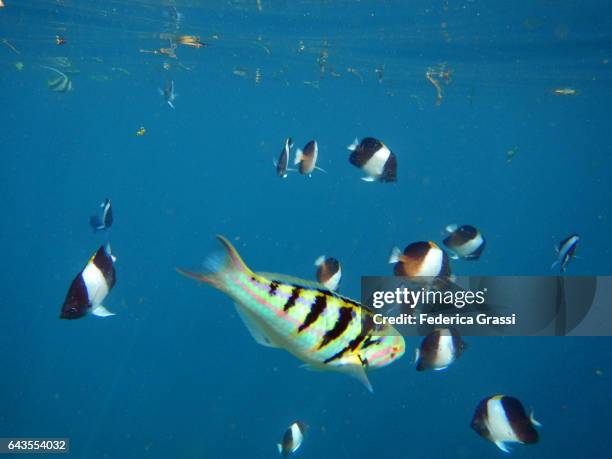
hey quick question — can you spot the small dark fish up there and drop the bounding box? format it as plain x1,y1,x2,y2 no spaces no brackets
443,224,486,260
552,234,579,272
89,198,113,232
274,137,293,178
314,255,341,291
60,245,117,319
347,137,397,182
277,421,307,457
415,328,466,371
159,79,177,109
471,395,541,453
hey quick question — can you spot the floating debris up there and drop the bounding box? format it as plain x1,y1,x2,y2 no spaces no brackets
159,79,176,108
111,67,130,76
553,87,578,96
140,40,177,59
506,146,518,163
177,35,206,48
254,68,262,84
1,38,19,54
41,65,72,92
55,35,66,46
297,40,305,53
136,126,146,136
14,61,24,71
346,67,363,83
425,62,452,106
317,40,329,79
232,68,248,78
375,64,385,83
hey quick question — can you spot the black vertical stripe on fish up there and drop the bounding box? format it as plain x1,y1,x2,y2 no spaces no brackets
298,294,327,332
283,286,302,312
269,280,280,296
380,153,397,182
60,275,90,319
317,306,355,349
92,247,116,288
323,313,375,363
500,397,539,444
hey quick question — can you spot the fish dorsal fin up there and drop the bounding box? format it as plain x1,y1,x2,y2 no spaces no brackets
256,272,327,289
233,303,280,348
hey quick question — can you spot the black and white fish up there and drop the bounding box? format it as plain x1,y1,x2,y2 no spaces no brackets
443,224,486,260
552,234,579,272
347,137,397,182
389,241,451,281
89,198,113,232
41,65,72,93
314,255,341,291
60,244,117,319
471,395,541,453
295,140,325,176
274,137,294,178
159,79,177,109
415,328,466,371
277,421,307,457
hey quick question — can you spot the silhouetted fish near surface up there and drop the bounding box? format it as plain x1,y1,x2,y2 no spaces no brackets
295,140,325,176
177,236,405,392
89,198,113,232
41,65,72,92
274,137,294,178
552,233,579,272
159,79,177,108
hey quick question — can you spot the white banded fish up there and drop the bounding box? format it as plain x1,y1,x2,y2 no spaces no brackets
60,244,116,319
348,137,397,182
89,198,113,231
471,395,541,453
178,236,405,391
277,421,307,457
415,328,466,371
443,224,486,260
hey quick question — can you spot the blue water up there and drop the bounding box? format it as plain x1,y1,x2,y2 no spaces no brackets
1,1,611,458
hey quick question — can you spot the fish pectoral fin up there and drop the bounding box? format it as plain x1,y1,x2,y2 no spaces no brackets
276,443,282,455
234,303,280,348
344,363,373,393
494,441,511,454
360,176,376,182
91,305,115,317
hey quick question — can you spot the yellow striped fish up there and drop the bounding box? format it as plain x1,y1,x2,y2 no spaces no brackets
178,236,405,391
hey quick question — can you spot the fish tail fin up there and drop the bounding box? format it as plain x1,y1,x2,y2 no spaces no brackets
388,246,402,264
176,235,253,290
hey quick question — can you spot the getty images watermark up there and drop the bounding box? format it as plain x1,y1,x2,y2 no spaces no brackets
360,276,612,336
369,285,517,327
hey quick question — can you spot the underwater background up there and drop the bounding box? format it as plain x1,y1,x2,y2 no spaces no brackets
1,0,611,457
